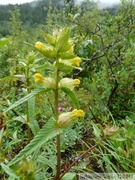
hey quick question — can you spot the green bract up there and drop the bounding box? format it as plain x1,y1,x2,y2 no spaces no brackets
41,30,56,46
56,25,70,53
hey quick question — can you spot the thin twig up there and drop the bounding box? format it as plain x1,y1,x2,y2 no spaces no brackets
60,138,104,179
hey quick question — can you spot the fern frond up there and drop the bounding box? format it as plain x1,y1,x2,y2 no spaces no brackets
8,118,63,166
0,75,20,86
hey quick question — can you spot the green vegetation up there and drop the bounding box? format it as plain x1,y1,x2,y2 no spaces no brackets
0,0,135,179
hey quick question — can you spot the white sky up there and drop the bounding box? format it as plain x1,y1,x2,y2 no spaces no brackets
0,0,33,5
0,0,121,5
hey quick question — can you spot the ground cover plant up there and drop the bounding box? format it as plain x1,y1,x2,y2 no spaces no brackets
0,0,135,179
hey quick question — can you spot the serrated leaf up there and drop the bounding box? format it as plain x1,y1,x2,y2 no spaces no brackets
61,172,77,180
61,87,80,109
5,88,47,112
8,118,63,166
1,163,19,179
0,76,19,83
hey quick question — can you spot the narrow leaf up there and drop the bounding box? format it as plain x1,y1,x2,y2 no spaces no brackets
61,87,80,109
61,172,77,180
28,97,40,135
5,88,47,112
8,118,63,166
36,62,55,70
1,163,19,178
91,122,101,139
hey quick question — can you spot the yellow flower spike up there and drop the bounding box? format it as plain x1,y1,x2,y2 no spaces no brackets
58,109,84,128
59,78,80,90
34,73,56,89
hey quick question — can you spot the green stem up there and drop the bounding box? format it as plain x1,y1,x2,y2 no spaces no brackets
26,67,32,142
55,66,61,180
56,134,61,180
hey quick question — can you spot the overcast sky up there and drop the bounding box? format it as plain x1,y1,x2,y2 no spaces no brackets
0,0,33,5
0,0,121,5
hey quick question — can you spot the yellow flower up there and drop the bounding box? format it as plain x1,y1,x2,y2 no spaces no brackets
34,73,56,89
59,78,80,90
34,73,44,82
72,109,84,117
72,57,81,66
68,46,74,53
58,109,84,128
59,57,81,67
35,42,56,58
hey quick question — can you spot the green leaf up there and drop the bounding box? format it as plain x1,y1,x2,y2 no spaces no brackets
56,25,70,53
25,42,37,50
57,62,82,73
37,156,56,172
0,38,10,47
61,87,80,109
0,76,20,84
5,88,47,112
91,122,101,139
57,62,73,74
0,163,19,179
41,30,56,46
8,118,63,166
28,97,40,135
0,128,4,147
61,172,77,180
36,62,55,71
59,52,76,59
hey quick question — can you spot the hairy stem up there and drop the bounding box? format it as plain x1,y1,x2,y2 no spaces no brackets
26,67,32,142
55,64,61,180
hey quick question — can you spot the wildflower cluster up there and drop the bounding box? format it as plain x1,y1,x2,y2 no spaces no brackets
34,25,84,128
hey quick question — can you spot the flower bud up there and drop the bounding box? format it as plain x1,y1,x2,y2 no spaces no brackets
35,42,56,58
59,78,80,90
103,125,119,138
34,73,56,89
58,109,84,128
59,57,81,67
